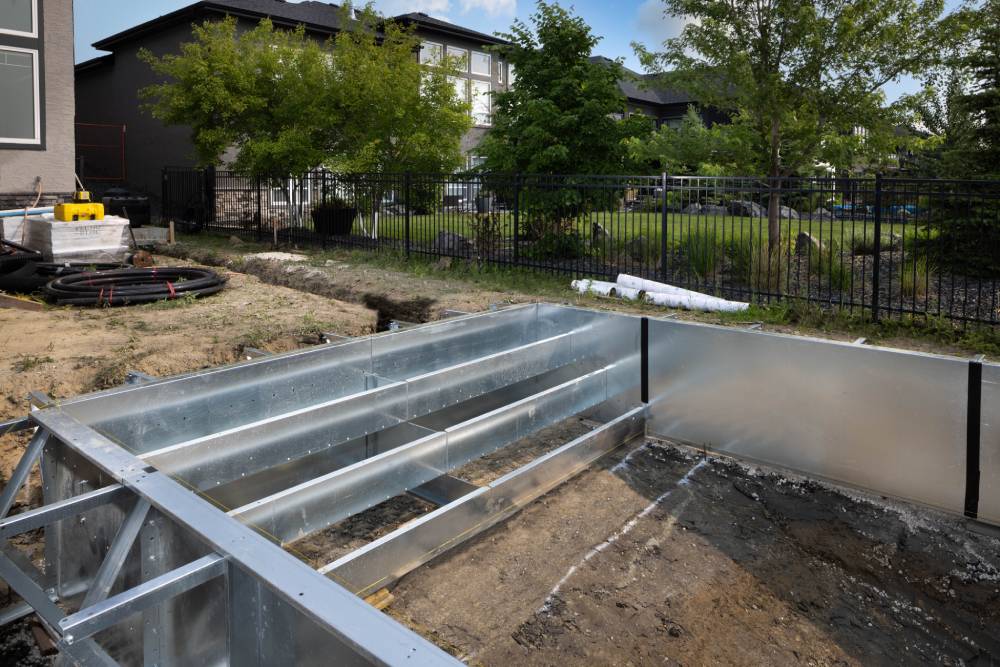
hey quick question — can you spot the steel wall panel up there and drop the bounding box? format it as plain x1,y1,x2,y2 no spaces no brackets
980,362,1000,524
648,319,971,515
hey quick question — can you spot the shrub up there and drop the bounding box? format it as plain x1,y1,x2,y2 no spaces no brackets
900,256,934,298
731,237,788,293
811,239,853,293
681,229,720,280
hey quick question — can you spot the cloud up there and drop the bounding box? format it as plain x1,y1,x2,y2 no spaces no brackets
457,0,516,16
372,0,514,19
374,0,451,16
635,0,692,45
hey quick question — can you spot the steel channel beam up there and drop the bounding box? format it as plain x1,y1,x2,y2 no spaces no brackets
143,331,582,491
0,430,49,519
0,485,127,539
27,410,460,666
322,406,646,596
0,550,64,628
60,554,226,645
229,365,615,545
79,498,151,609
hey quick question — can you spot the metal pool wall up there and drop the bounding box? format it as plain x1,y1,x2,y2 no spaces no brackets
646,319,999,525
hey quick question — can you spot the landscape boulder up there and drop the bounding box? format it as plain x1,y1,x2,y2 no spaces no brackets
780,206,800,219
729,200,766,217
795,231,824,255
433,230,474,256
811,208,836,221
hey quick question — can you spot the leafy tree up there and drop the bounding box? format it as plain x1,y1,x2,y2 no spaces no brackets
954,0,1000,176
899,63,978,177
635,0,960,249
625,107,755,175
140,5,469,235
478,1,635,175
478,2,645,250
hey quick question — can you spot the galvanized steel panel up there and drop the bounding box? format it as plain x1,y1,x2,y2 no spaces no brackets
980,362,1000,525
647,319,970,515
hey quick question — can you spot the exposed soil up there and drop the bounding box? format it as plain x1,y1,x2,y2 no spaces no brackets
386,441,1000,665
0,260,375,536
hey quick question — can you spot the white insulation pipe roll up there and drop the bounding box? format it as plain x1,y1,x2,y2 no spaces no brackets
571,279,618,297
616,274,704,297
644,290,749,312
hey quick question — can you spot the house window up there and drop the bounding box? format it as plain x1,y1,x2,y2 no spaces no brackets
0,46,39,144
420,41,442,66
449,76,468,103
0,0,36,38
497,60,505,86
471,79,491,126
470,51,490,77
446,46,468,71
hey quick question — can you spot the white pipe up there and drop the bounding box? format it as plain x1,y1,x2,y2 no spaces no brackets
571,279,618,297
615,286,643,301
645,290,749,312
0,207,52,218
616,274,704,297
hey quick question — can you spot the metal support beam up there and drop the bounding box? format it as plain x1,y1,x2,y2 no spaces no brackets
60,554,226,644
0,485,127,539
0,550,63,628
0,430,49,519
322,406,645,596
230,365,615,544
408,475,479,507
79,499,151,609
144,331,582,490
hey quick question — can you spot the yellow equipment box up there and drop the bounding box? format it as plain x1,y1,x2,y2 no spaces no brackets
54,191,105,222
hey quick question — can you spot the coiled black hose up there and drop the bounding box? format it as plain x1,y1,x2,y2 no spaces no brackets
44,267,226,306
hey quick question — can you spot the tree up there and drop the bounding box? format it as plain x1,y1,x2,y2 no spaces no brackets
478,1,636,175
624,107,755,175
636,0,960,249
140,5,470,236
954,0,1000,176
899,63,979,177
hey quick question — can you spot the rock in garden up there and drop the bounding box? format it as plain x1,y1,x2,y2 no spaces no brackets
811,207,836,220
729,200,766,217
701,204,731,216
682,203,703,214
433,231,473,255
627,235,649,262
592,222,609,241
780,206,800,219
795,231,823,255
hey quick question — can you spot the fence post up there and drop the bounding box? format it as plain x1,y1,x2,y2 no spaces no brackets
660,172,668,282
871,173,883,322
405,172,412,258
255,176,263,242
513,173,521,264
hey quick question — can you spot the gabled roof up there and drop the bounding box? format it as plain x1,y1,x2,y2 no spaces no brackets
589,56,694,108
92,0,350,52
392,12,509,46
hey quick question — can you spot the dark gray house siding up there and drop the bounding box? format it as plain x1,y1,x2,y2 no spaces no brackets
1,0,75,208
75,1,511,198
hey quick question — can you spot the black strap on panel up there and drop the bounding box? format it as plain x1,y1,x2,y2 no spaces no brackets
640,317,649,404
965,359,983,519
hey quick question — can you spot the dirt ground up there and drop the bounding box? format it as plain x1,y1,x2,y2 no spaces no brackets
0,264,375,508
386,441,1000,666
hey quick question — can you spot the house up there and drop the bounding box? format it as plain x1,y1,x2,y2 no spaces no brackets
588,56,726,129
74,0,513,200
0,0,76,210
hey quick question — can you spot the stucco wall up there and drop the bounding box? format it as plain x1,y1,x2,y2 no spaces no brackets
0,1,76,198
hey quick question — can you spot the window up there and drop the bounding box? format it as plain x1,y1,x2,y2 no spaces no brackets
471,79,491,125
0,46,39,144
449,76,468,103
0,0,35,38
471,51,490,77
446,46,468,72
420,41,442,66
497,60,505,86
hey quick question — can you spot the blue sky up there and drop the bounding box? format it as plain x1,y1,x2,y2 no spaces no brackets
74,0,955,100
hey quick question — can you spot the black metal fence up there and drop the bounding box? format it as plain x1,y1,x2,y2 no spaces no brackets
162,167,1000,325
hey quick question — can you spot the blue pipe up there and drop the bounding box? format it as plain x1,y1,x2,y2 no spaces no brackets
0,207,54,218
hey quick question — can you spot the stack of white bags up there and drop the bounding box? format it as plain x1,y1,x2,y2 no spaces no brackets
571,274,749,313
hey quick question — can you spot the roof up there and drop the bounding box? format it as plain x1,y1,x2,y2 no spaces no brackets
90,1,506,54
392,12,509,46
92,0,350,51
75,53,115,74
589,56,694,108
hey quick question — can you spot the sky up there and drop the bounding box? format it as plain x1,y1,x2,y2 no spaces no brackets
73,0,957,101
